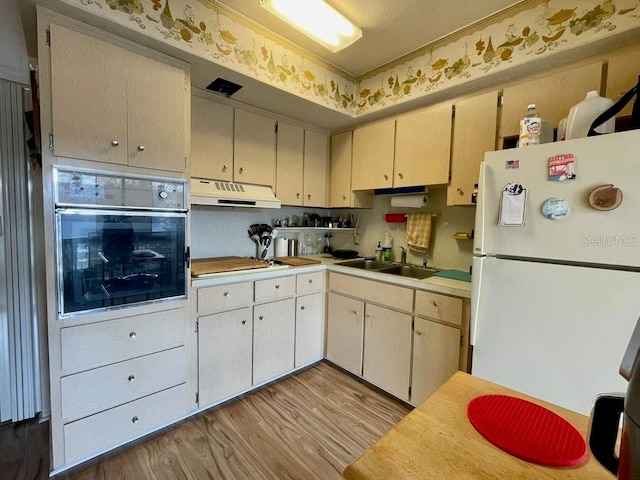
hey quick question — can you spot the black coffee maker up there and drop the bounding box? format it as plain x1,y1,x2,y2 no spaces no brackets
589,315,640,480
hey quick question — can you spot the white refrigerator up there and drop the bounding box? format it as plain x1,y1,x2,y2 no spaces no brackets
471,130,640,415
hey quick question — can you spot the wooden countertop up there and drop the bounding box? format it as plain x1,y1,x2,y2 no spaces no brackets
344,372,610,480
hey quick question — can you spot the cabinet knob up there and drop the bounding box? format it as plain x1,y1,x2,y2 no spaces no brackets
111,140,119,147
342,195,346,201
457,188,464,195
223,292,230,297
416,330,424,337
131,416,139,424
433,301,439,307
222,165,228,171
137,145,145,151
296,193,300,198
239,167,244,174
308,279,313,284
241,320,247,325
275,284,280,289
398,172,403,179
384,174,389,180
307,194,311,200
300,305,305,310
351,310,358,315
128,375,135,382
129,332,136,339
258,315,264,320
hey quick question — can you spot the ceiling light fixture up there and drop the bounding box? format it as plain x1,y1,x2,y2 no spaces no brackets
260,0,362,53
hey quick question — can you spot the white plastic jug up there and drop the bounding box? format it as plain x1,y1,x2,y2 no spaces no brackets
565,91,614,140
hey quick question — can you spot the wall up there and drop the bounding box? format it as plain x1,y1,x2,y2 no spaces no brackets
333,189,476,272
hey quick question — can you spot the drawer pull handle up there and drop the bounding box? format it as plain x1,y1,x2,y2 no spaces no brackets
300,306,305,311
259,315,264,320
241,320,247,325
239,167,244,174
308,279,313,284
275,284,280,289
128,375,135,382
129,332,136,339
433,301,439,307
222,165,228,171
131,416,139,424
137,145,145,151
351,310,358,315
416,330,424,336
111,140,119,147
384,174,389,180
223,292,230,297
398,172,403,178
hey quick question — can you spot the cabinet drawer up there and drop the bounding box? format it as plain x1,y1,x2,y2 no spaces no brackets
61,308,186,374
197,281,253,313
61,346,186,423
296,271,324,295
64,383,188,466
415,291,463,326
254,275,295,303
329,273,413,313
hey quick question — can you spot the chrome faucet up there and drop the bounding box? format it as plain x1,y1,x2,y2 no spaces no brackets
400,246,407,264
422,253,430,268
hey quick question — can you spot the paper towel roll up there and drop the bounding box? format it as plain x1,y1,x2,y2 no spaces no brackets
274,237,288,257
390,194,428,208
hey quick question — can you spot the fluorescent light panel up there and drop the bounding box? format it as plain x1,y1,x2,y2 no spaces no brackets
260,0,362,53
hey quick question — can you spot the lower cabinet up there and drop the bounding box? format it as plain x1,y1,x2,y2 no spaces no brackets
326,292,364,375
363,304,412,401
198,307,253,406
295,292,325,367
253,298,295,384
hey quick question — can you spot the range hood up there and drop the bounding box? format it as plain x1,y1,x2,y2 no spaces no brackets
190,178,281,209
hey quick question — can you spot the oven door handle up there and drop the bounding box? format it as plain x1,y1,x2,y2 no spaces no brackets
184,246,191,269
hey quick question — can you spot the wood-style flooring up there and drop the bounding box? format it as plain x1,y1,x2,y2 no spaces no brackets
2,362,411,480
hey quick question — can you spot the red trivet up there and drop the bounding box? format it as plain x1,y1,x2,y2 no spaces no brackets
467,394,588,467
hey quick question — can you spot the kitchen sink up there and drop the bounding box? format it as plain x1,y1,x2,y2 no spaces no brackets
336,259,439,279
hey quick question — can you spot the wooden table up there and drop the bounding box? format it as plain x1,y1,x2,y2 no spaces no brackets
344,372,611,480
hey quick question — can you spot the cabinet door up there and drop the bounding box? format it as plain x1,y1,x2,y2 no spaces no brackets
198,308,252,406
253,298,295,384
191,96,233,181
447,91,498,206
607,50,640,118
410,318,460,405
351,119,395,190
394,103,452,187
326,293,364,375
50,24,128,165
234,109,276,186
295,292,324,367
275,121,304,205
500,62,602,139
303,130,328,207
362,304,412,401
330,131,352,207
127,53,187,172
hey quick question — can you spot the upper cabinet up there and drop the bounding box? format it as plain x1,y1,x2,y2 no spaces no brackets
500,62,602,142
234,109,276,186
606,49,640,118
303,130,328,207
49,24,188,173
447,91,498,206
275,121,304,205
191,95,233,181
394,103,452,187
329,131,373,209
351,119,395,190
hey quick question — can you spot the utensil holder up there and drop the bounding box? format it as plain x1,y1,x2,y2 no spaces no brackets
256,244,268,260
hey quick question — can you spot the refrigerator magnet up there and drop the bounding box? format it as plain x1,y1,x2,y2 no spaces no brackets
541,198,570,219
588,184,623,211
499,183,527,226
548,154,576,182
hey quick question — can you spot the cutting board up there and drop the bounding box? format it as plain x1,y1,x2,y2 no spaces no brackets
433,270,471,282
273,256,321,266
191,257,269,277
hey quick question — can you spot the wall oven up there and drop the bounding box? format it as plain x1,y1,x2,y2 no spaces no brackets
53,168,189,318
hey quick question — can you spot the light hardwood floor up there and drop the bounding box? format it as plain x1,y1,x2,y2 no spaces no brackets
6,362,410,480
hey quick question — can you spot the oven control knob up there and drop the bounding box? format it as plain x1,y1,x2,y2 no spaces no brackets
158,191,169,199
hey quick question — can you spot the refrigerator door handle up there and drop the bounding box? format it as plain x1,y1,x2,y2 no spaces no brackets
473,161,486,255
470,256,485,346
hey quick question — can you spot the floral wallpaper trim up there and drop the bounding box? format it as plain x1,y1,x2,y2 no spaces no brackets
64,0,640,119
66,0,356,114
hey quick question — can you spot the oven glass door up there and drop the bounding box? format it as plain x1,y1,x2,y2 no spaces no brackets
56,209,187,317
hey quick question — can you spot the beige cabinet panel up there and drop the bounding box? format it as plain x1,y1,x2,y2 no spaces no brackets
254,275,296,303
197,281,253,314
352,119,395,190
253,298,295,384
191,96,233,181
330,131,373,208
415,291,463,327
275,121,304,205
295,292,324,367
500,62,602,139
362,304,412,401
329,273,413,313
606,49,640,117
296,271,324,295
448,91,498,206
410,318,460,405
234,109,276,186
394,103,452,187
303,130,329,207
326,293,364,375
198,308,252,407
50,24,128,165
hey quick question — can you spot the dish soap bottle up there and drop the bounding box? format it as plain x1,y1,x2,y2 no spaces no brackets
375,241,382,261
381,233,394,261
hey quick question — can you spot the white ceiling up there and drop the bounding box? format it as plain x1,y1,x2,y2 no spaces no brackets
212,0,521,76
